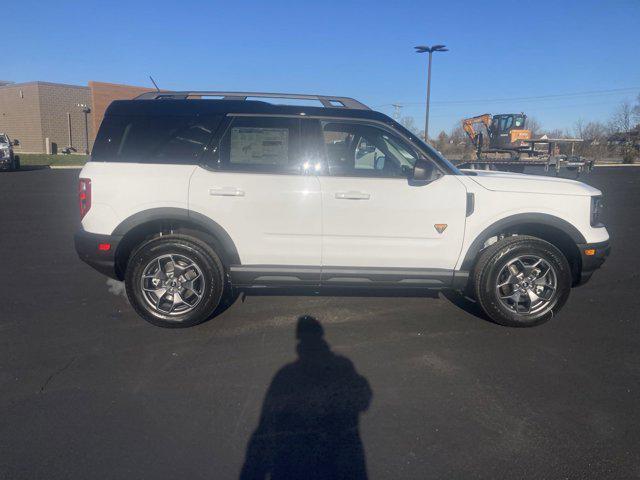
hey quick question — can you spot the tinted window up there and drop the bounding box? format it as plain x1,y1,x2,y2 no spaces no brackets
217,117,303,173
92,115,221,163
322,122,417,178
499,116,513,132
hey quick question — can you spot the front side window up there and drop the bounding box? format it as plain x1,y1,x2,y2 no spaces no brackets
321,121,417,178
92,115,221,164
499,116,514,132
217,117,302,173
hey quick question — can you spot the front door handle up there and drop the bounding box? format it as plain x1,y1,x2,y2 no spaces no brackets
335,191,370,200
209,187,245,197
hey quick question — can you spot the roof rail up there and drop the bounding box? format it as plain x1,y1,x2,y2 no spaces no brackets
133,91,370,110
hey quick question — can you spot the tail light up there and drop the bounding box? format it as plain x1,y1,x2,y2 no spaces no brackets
79,178,91,219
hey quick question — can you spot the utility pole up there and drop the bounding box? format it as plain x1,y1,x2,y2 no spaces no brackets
414,44,448,142
392,103,403,121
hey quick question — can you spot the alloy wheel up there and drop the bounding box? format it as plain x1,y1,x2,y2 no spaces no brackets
140,253,205,316
495,255,557,315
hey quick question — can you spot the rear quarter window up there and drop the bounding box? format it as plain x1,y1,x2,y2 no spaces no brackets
92,115,221,164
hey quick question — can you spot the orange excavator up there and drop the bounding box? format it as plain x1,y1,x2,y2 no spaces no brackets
462,113,531,159
459,113,592,176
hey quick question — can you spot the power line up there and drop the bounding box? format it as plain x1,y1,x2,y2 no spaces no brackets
375,87,640,108
422,99,631,119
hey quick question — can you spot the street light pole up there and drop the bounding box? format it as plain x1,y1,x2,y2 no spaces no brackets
425,50,432,142
415,44,448,143
77,103,91,155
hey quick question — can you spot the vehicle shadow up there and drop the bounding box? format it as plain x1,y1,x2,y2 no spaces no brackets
240,315,372,480
440,289,492,322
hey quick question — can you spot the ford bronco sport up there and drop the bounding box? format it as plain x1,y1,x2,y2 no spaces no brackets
75,91,610,328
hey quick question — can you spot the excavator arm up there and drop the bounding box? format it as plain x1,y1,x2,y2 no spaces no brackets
462,114,492,146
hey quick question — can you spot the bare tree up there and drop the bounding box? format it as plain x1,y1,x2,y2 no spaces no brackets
610,101,637,163
526,117,542,138
449,125,469,145
610,101,633,134
434,130,449,152
542,128,567,139
400,116,419,135
440,124,473,161
574,119,608,158
633,93,640,124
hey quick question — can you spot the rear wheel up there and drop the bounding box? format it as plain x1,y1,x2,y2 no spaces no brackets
473,236,572,327
125,235,225,328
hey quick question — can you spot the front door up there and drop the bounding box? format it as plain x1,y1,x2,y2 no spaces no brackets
314,119,467,284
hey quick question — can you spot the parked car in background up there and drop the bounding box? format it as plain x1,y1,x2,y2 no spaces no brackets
0,133,19,171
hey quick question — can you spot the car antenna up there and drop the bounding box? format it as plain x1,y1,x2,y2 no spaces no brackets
149,75,160,92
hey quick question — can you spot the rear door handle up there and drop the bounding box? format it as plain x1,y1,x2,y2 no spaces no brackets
209,187,245,197
335,191,370,200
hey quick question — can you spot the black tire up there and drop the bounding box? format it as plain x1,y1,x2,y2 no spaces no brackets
472,235,572,327
125,234,225,328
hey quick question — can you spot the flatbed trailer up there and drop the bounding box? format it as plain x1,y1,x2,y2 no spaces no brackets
458,137,595,177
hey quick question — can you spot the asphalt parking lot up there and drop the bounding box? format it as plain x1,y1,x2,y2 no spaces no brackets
1,166,639,479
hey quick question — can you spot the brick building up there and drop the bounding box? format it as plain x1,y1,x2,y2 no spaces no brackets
89,81,156,140
0,80,155,154
0,81,92,153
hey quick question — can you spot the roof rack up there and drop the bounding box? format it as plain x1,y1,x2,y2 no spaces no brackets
134,91,370,110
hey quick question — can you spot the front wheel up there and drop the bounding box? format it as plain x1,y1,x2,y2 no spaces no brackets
125,235,225,328
472,236,572,327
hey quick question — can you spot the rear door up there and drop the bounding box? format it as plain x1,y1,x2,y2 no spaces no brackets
314,119,467,285
189,115,322,286
83,113,218,235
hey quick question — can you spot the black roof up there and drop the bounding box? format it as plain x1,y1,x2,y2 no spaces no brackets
105,99,394,124
102,97,460,175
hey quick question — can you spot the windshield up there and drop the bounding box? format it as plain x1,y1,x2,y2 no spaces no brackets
0,134,8,145
390,121,463,175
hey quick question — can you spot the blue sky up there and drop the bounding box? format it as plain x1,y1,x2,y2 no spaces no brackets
5,0,639,135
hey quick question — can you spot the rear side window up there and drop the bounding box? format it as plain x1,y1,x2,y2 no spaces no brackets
92,115,221,164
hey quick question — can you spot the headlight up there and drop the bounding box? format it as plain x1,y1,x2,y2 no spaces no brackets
590,195,604,227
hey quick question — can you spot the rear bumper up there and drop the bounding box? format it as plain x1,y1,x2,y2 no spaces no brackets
74,230,122,279
576,240,610,285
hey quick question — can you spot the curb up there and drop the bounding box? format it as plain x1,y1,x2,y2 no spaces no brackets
594,164,640,167
50,165,84,169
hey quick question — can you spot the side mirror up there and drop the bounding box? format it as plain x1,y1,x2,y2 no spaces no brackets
12,139,19,146
411,158,441,185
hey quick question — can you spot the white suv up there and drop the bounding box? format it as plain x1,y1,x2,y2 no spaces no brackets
75,91,610,328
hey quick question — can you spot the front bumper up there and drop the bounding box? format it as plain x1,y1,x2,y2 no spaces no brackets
0,154,12,169
74,230,122,279
576,240,610,285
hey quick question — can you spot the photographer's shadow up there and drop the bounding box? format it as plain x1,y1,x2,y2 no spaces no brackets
240,316,372,480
